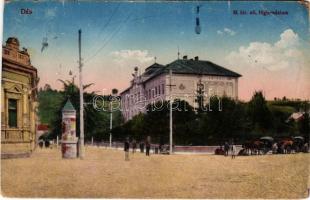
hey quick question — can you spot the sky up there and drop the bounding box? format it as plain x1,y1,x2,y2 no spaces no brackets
2,1,310,101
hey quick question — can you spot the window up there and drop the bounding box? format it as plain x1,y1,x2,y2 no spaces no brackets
8,99,18,127
162,84,165,94
149,89,151,99
158,85,161,95
155,87,157,96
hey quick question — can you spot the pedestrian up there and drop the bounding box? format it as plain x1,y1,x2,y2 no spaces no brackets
39,140,43,148
304,143,309,153
272,142,278,154
224,142,229,156
139,141,144,153
145,136,151,156
132,139,137,153
231,144,237,159
124,138,130,161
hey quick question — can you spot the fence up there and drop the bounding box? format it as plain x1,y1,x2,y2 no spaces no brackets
41,139,245,154
84,141,243,154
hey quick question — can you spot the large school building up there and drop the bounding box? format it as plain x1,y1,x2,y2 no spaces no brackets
120,56,241,121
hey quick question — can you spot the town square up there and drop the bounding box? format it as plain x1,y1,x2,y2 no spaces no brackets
2,147,309,198
1,1,310,199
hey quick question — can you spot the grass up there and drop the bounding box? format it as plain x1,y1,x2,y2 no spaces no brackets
1,146,309,198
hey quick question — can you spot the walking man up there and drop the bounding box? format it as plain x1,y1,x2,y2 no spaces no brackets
132,139,137,153
224,142,229,156
145,136,151,156
139,141,144,153
124,137,130,161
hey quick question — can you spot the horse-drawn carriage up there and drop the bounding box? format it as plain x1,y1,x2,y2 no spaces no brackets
275,136,307,154
240,136,307,155
241,136,273,155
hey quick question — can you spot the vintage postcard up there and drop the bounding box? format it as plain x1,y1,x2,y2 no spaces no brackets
1,0,309,199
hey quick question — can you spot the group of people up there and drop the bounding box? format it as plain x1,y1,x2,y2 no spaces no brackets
224,142,237,159
124,137,151,161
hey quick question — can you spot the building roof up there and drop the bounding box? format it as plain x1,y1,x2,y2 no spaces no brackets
62,99,76,111
120,57,241,95
144,63,165,75
165,59,241,77
142,58,241,83
288,112,305,121
37,124,49,131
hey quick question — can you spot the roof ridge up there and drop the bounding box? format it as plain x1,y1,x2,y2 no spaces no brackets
202,60,241,76
62,99,76,111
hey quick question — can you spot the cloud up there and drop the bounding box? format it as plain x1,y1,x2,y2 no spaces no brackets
82,50,154,94
224,29,309,100
226,29,302,71
275,29,299,49
45,8,57,19
224,28,236,36
217,30,223,35
111,49,154,65
217,28,236,36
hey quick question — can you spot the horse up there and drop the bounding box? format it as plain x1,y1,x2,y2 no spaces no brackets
277,138,294,154
243,139,264,155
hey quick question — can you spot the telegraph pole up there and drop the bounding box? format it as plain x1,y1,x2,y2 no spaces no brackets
109,99,113,148
167,69,176,154
78,29,85,159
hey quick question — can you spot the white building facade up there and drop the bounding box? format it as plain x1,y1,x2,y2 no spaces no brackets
120,56,241,121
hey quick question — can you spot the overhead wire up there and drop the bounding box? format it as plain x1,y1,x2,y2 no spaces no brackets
84,11,133,64
85,3,121,58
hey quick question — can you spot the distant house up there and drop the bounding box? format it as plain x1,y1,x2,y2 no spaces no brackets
37,124,49,140
288,112,305,122
120,56,241,121
1,37,39,158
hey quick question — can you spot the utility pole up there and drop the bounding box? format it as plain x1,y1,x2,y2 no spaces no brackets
167,69,176,154
109,89,118,148
109,99,113,148
78,29,85,159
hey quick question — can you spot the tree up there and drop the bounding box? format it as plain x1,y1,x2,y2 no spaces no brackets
37,87,64,125
144,101,170,144
200,96,247,145
117,99,197,145
247,91,273,133
130,113,146,141
112,88,118,95
268,104,294,135
298,113,310,140
172,99,196,145
43,84,52,91
47,79,113,141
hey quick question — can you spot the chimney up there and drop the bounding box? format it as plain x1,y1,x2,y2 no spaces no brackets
183,55,188,60
194,56,199,61
133,67,138,78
